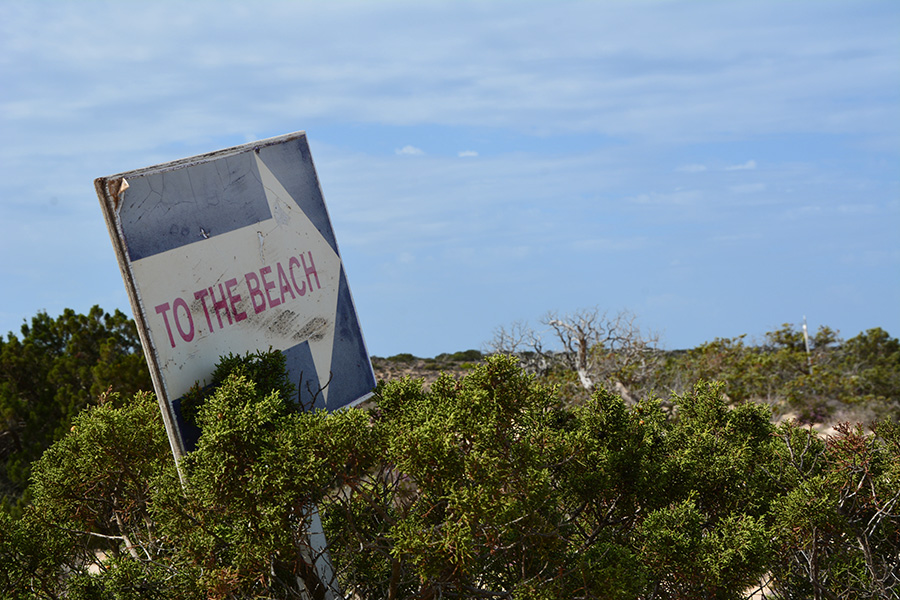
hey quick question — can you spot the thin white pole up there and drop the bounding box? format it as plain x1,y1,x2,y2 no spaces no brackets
802,316,813,375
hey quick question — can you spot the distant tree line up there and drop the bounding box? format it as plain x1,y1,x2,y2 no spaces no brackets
488,307,899,423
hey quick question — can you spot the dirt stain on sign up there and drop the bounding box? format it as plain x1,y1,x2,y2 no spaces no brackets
264,310,328,343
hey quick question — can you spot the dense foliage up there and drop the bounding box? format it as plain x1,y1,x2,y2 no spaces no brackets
2,349,897,599
661,325,900,424
0,307,151,515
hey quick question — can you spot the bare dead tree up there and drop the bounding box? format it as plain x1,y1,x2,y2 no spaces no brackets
545,308,660,400
485,320,533,356
487,308,661,402
484,320,556,377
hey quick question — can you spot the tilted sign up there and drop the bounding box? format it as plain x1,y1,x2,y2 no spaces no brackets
95,131,376,459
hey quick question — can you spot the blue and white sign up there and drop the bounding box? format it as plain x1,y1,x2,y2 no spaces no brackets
96,132,375,457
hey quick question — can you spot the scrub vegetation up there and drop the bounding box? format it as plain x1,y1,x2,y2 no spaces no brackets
1,307,898,599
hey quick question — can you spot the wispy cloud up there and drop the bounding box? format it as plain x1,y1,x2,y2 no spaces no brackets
0,0,897,355
3,2,895,152
675,163,707,173
730,182,766,193
396,145,425,156
725,160,757,171
628,189,702,206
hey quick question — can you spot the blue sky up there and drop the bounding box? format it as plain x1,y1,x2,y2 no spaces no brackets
1,0,898,357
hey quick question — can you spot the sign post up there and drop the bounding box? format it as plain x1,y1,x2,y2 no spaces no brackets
96,131,375,598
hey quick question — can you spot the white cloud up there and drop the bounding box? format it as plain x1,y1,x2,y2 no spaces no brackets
675,163,707,173
837,203,878,215
628,189,702,206
711,232,764,243
458,150,479,158
725,160,758,171
729,182,766,193
396,145,425,156
570,237,649,252
2,2,897,166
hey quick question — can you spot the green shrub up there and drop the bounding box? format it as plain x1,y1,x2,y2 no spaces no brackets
386,352,417,363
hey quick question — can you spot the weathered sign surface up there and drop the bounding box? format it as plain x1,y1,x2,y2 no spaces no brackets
96,131,376,458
